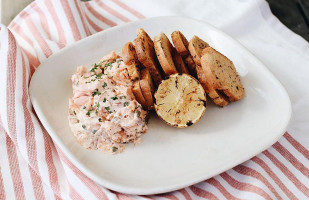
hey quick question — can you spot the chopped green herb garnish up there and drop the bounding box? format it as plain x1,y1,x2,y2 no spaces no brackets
73,110,76,115
92,90,101,96
105,106,112,114
116,59,122,63
92,130,97,134
83,106,86,109
124,102,129,107
104,62,112,70
86,111,90,116
112,146,118,152
95,102,100,109
91,62,103,71
119,96,126,99
98,118,102,122
96,73,102,79
103,98,107,103
82,124,86,129
111,96,118,100
102,82,107,88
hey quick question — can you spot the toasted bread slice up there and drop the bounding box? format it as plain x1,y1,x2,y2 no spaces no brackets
201,47,245,102
188,36,228,106
172,47,189,74
122,42,138,65
183,55,197,76
188,35,209,66
208,90,229,107
171,31,197,76
154,32,178,75
154,73,206,128
121,42,140,81
132,80,147,108
171,31,189,56
134,28,163,85
196,59,229,107
140,68,155,110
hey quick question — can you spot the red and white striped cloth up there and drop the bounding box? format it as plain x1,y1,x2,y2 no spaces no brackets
1,0,309,199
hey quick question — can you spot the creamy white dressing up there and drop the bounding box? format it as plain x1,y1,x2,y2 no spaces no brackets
68,52,148,154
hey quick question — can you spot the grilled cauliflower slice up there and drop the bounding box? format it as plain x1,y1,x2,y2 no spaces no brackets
154,73,207,128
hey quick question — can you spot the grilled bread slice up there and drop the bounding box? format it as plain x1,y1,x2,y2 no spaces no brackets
171,31,197,76
183,55,197,76
122,42,138,65
134,28,163,85
188,36,229,106
154,32,178,75
188,35,209,66
172,47,189,74
132,80,147,108
140,68,155,110
201,47,245,102
122,42,140,81
154,73,207,128
171,31,189,56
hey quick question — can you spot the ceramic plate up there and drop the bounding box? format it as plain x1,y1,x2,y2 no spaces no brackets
29,16,291,195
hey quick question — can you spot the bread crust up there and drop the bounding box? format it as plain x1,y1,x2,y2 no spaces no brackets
196,64,228,106
121,42,140,81
171,31,197,76
183,55,197,77
154,32,178,75
172,47,189,74
188,36,229,106
122,42,138,65
188,35,209,66
140,68,155,110
134,28,163,85
201,47,245,102
171,31,189,56
132,80,147,108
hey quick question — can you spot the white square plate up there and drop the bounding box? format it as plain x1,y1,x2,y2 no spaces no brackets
29,16,291,195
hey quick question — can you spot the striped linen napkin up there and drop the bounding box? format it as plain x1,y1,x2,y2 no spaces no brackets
1,0,309,199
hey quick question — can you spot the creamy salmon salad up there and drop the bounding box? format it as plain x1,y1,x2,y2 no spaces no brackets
68,52,148,154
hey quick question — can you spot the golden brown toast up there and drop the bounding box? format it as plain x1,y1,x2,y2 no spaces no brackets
171,31,190,56
140,68,155,110
172,47,189,74
188,35,209,66
132,80,147,108
171,31,197,76
134,28,163,85
201,47,245,102
121,42,140,81
154,32,178,75
188,36,229,106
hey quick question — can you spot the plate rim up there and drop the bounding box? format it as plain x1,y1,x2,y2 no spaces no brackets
29,16,292,195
